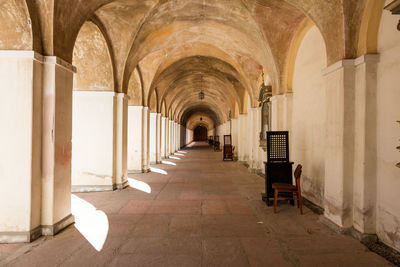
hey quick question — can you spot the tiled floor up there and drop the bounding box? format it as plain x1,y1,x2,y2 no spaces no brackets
0,142,393,266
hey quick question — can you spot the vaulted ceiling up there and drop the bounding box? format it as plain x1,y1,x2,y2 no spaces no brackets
9,0,368,129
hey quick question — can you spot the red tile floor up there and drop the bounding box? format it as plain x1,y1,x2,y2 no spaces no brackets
0,142,393,266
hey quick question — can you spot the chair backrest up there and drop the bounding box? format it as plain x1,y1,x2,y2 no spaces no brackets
294,164,302,189
266,131,289,162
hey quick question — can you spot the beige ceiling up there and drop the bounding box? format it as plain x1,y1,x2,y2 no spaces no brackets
4,0,370,127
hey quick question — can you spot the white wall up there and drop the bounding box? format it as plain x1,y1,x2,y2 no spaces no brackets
291,26,327,206
72,92,115,190
149,113,157,163
127,106,144,171
376,5,400,251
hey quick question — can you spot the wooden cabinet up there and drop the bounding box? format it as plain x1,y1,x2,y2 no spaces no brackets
262,131,293,206
262,161,293,206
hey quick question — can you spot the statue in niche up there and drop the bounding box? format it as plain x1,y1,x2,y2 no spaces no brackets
258,82,272,150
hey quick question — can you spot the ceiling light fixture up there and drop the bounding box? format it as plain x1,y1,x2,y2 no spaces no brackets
199,75,205,100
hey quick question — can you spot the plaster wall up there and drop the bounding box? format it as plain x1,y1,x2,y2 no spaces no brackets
0,52,42,237
375,6,400,251
180,125,186,148
291,26,327,207
186,128,193,145
238,114,249,162
127,106,144,172
250,107,263,172
231,118,239,159
149,113,157,163
71,91,115,190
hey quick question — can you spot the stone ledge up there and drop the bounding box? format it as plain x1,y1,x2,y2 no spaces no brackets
116,180,129,190
0,226,41,243
128,170,144,174
71,184,117,193
42,214,75,236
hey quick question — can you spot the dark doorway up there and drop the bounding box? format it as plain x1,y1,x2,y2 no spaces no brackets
194,126,208,141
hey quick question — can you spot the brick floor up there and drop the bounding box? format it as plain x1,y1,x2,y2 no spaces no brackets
0,142,393,266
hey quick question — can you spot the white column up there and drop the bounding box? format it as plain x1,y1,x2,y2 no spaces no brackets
115,93,128,189
0,51,43,242
149,112,157,164
322,60,355,228
156,114,162,163
142,107,150,172
128,106,144,172
353,54,379,234
41,56,75,236
71,91,116,192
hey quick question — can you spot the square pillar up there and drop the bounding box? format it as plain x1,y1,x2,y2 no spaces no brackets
0,51,43,242
353,54,379,234
114,93,128,189
322,60,356,229
41,56,76,236
128,106,144,172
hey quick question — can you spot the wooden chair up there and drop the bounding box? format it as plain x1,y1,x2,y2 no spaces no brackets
272,164,303,214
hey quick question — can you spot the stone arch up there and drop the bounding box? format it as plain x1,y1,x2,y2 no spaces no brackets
148,90,157,113
357,0,386,57
0,0,33,50
283,18,315,94
161,100,167,116
127,67,143,106
72,21,114,92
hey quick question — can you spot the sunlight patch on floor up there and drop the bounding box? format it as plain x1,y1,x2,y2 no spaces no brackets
169,156,181,160
162,160,176,166
175,153,185,156
150,167,168,175
71,194,109,251
128,178,152,193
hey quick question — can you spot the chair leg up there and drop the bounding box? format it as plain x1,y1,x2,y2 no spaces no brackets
274,190,278,214
298,191,303,215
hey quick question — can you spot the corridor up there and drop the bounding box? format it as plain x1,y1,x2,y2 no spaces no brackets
0,142,391,266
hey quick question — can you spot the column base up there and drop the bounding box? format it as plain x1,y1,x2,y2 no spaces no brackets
128,170,143,174
71,184,117,192
0,226,42,243
41,214,75,236
116,180,129,190
319,216,378,243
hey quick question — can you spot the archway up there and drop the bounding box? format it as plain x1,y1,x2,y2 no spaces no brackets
193,126,208,141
